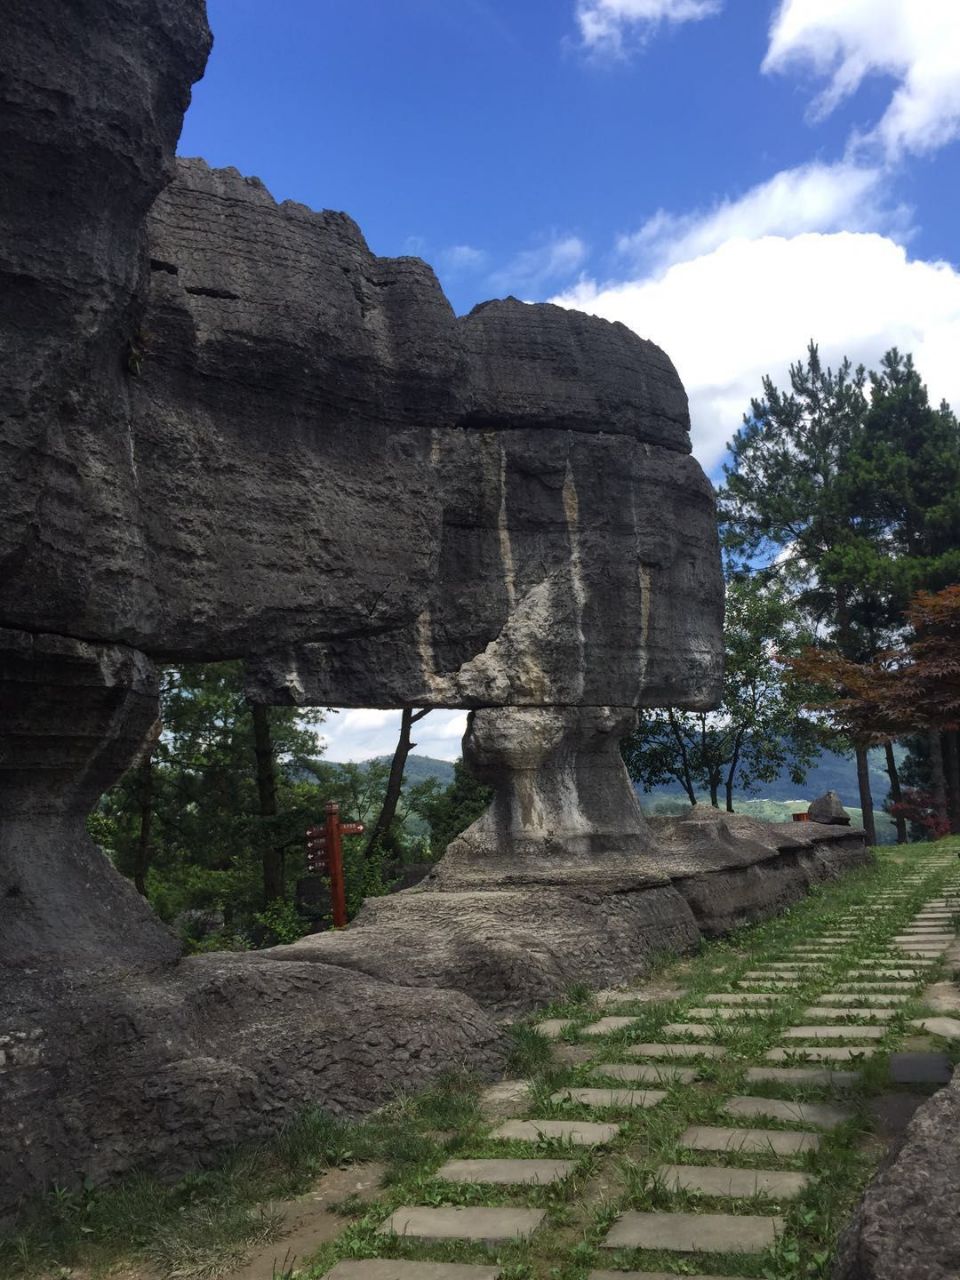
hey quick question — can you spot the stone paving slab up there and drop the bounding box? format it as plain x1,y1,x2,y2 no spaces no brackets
847,969,927,979
551,1087,666,1109
803,1006,896,1021
536,1019,573,1039
436,1157,575,1185
590,1273,752,1280
625,1043,726,1060
658,1162,810,1199
688,1007,761,1020
836,981,915,991
742,970,808,979
737,978,801,987
596,986,687,1007
601,1210,783,1253
704,993,780,1004
722,1095,851,1129
680,1124,819,1155
765,1045,878,1062
326,1263,502,1280
591,1062,699,1084
820,991,911,1003
490,1119,620,1145
889,1051,953,1084
581,1016,639,1036
661,1023,719,1037
378,1206,545,1243
479,1081,531,1120
781,1024,886,1040
909,1016,960,1038
745,1066,860,1087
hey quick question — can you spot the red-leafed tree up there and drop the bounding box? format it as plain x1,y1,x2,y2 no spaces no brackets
788,586,960,838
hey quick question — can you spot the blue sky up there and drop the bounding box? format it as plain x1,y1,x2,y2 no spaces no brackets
179,0,960,760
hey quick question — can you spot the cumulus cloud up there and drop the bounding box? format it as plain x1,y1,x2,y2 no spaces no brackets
319,708,468,763
553,231,960,473
764,0,960,158
488,233,588,294
616,161,905,271
577,0,721,55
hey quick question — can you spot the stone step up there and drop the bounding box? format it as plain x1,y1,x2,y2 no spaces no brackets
750,961,821,969
479,1081,531,1120
744,1066,860,1087
661,1023,721,1038
819,991,910,1004
765,1045,879,1062
803,1006,896,1021
909,1016,960,1038
591,1061,699,1084
378,1206,544,1243
536,1019,573,1039
736,978,801,988
722,1095,851,1129
688,1007,762,1020
589,1272,752,1280
781,1024,886,1040
846,969,926,979
679,1124,819,1155
625,1043,726,1060
551,1086,666,1109
704,993,780,1004
836,981,915,991
489,1119,620,1146
657,1162,810,1200
326,1262,502,1280
581,1016,639,1036
435,1157,575,1185
601,1210,783,1254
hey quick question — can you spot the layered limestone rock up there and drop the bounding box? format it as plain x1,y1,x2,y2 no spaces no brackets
0,0,870,1221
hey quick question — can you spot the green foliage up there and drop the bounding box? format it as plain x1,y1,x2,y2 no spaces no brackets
623,573,822,808
251,899,310,947
416,757,493,856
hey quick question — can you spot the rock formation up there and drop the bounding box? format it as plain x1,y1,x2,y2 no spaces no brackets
809,790,853,825
0,0,869,1219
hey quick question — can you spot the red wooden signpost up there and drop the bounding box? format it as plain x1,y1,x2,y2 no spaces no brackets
305,801,364,928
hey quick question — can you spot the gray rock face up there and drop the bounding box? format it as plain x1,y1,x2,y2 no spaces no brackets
809,790,852,825
833,1068,960,1280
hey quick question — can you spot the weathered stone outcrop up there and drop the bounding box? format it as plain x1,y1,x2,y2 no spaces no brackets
833,1067,960,1280
0,0,870,1222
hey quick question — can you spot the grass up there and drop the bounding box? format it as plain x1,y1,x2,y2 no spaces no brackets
4,838,960,1279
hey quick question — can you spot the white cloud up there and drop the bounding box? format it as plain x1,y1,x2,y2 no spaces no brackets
488,234,588,294
319,708,468,763
616,161,905,271
577,0,721,55
764,0,960,158
554,230,960,472
438,243,489,274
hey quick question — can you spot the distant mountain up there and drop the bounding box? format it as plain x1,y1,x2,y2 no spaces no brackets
375,754,456,789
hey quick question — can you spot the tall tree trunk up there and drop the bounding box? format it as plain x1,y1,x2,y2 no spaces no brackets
133,754,154,896
668,709,697,805
725,734,745,814
364,708,429,861
943,730,960,836
929,729,949,832
250,702,283,905
855,742,877,846
883,741,908,845
708,774,719,809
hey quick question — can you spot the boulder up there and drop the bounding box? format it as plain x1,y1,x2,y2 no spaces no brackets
809,790,852,825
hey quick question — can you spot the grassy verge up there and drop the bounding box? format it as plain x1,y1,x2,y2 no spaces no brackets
4,837,959,1280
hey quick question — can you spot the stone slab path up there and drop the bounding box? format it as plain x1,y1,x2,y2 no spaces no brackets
309,851,960,1279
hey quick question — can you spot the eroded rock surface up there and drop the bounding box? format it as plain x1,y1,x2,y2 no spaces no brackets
833,1068,960,1280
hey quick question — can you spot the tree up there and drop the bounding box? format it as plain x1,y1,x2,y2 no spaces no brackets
363,708,431,860
623,575,821,810
90,662,324,938
788,586,960,837
719,343,960,842
417,757,493,856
